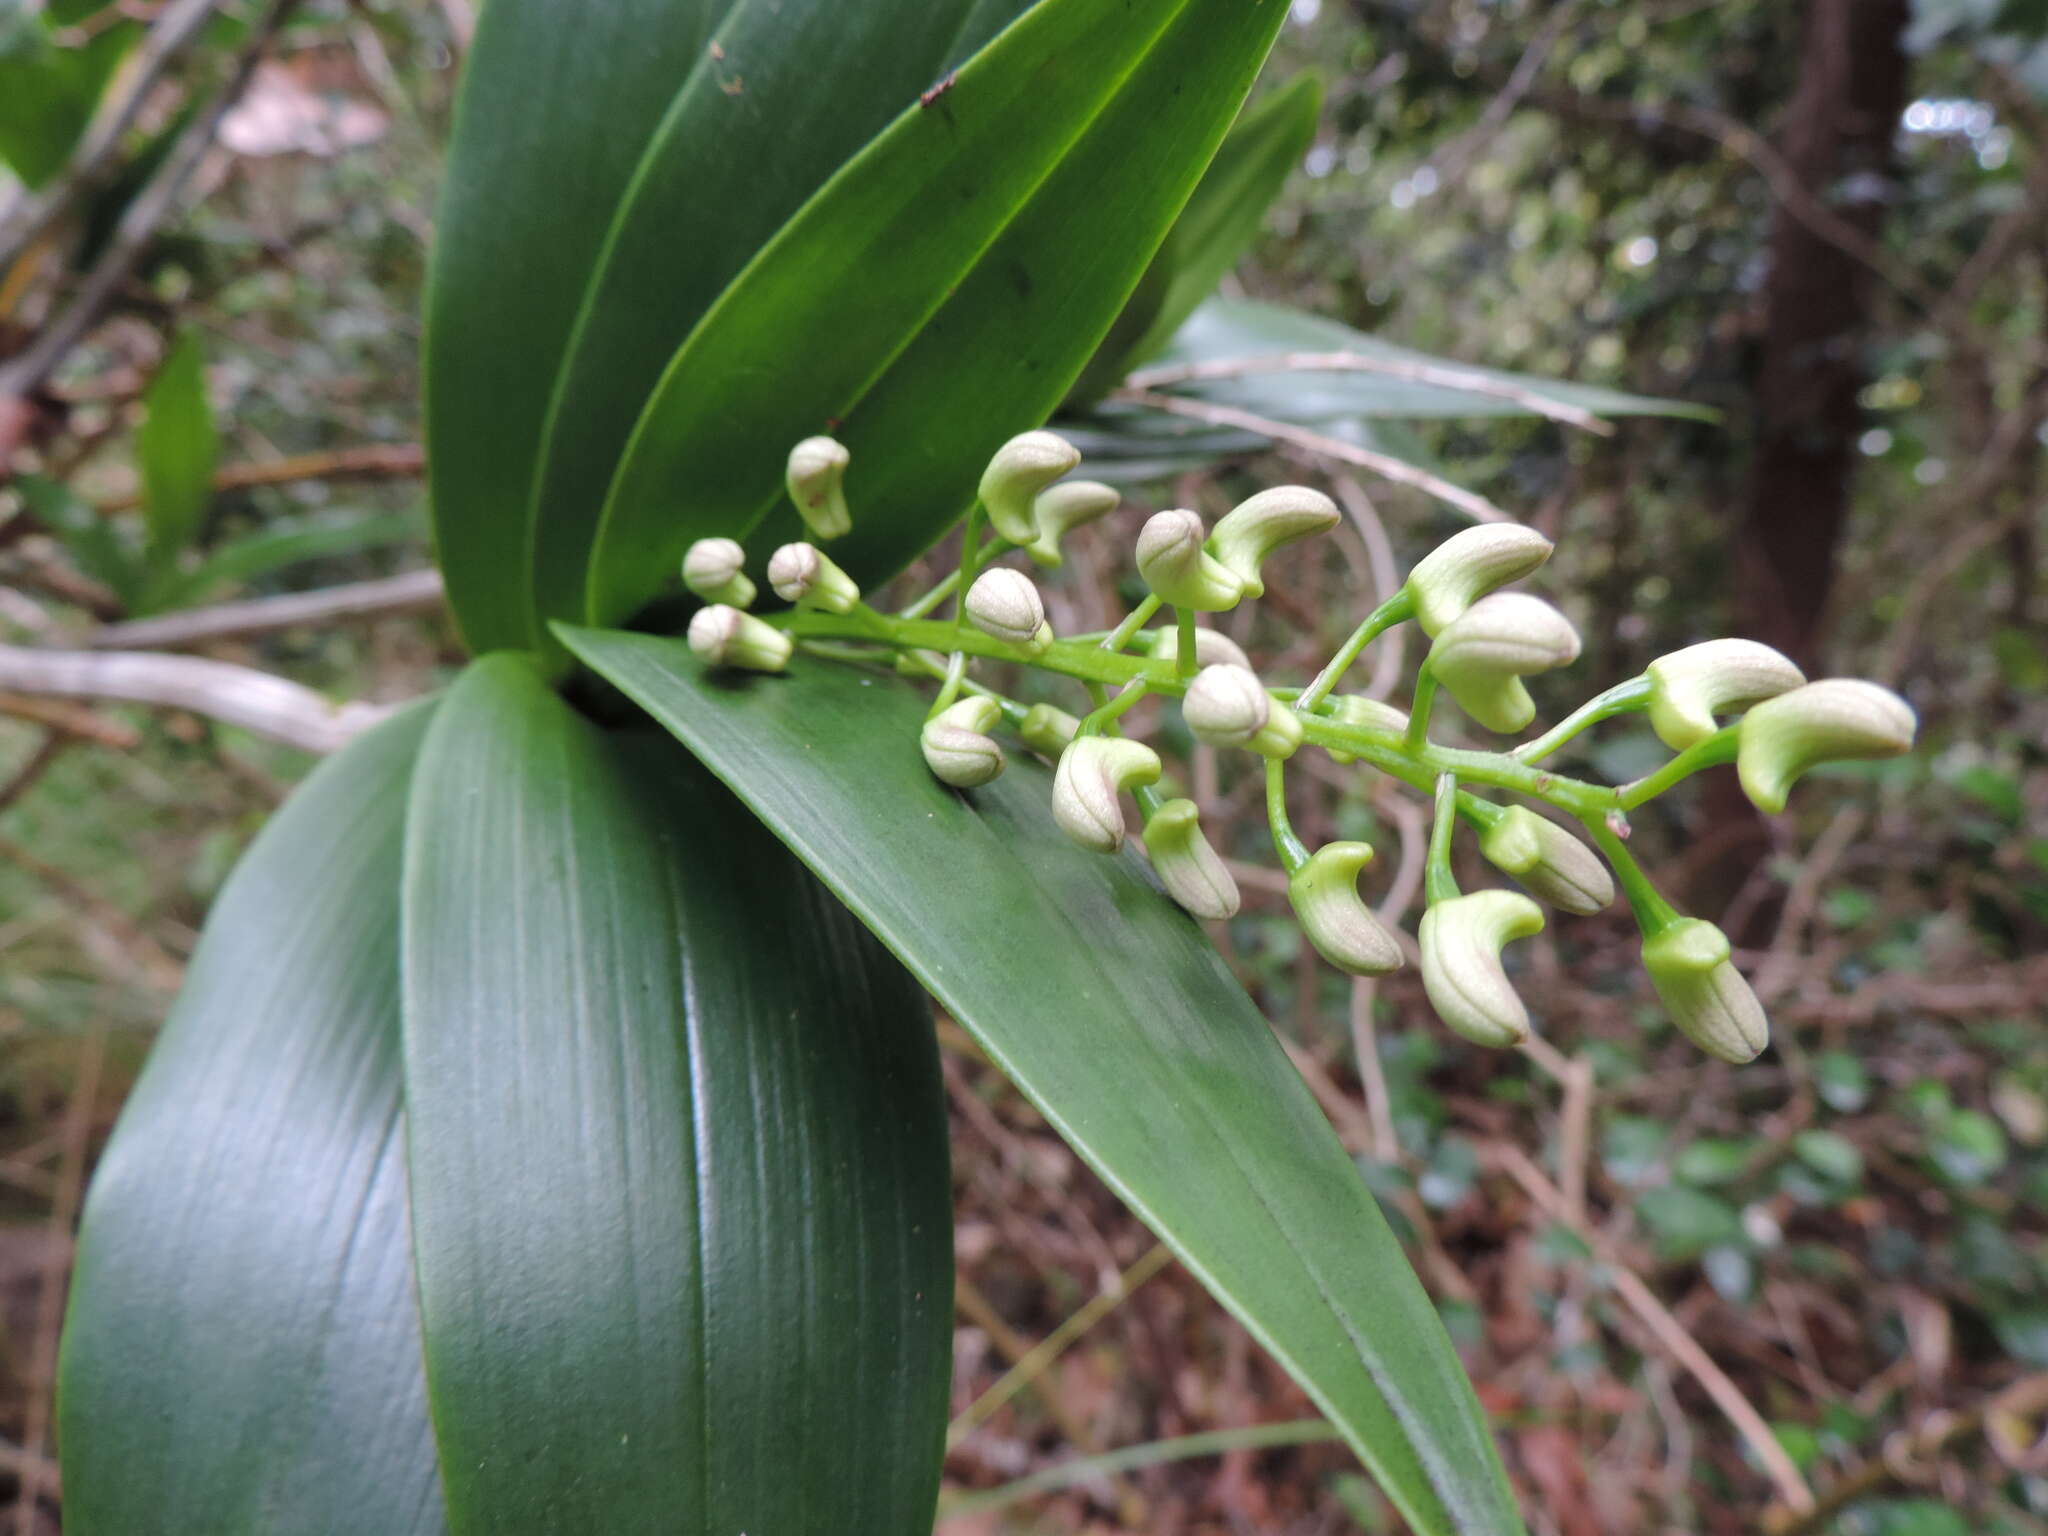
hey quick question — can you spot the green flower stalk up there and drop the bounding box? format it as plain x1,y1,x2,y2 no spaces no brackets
1645,638,1805,750
766,542,860,613
1143,799,1240,920
1322,695,1409,764
1477,806,1614,915
687,604,791,672
1426,592,1582,733
920,696,1006,788
1641,918,1769,1063
1404,524,1553,636
1149,622,1250,671
1289,841,1403,975
1209,486,1339,598
786,436,853,540
1135,510,1247,612
1018,703,1080,756
1051,736,1162,853
978,430,1079,544
1025,480,1119,567
1182,664,1302,758
1418,889,1546,1047
964,567,1053,655
1735,679,1917,814
680,537,756,609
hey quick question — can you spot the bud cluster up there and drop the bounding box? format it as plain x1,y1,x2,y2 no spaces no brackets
675,429,1920,1066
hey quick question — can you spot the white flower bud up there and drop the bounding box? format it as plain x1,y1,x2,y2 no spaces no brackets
1135,509,1247,612
766,542,861,613
1148,622,1250,671
1642,918,1769,1063
1418,889,1545,1047
786,436,852,540
964,567,1053,656
681,537,756,608
1426,592,1582,733
920,697,1005,788
1182,664,1301,758
1142,799,1240,920
1404,524,1554,636
1323,695,1409,765
1288,842,1403,975
1018,703,1080,756
1645,639,1806,750
1209,486,1339,598
1477,806,1613,915
687,604,791,672
978,430,1079,544
1025,480,1119,568
1051,736,1161,853
1736,679,1917,815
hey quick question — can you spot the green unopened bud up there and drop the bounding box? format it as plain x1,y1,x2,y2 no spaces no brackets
1148,622,1250,671
964,567,1053,655
1427,592,1582,733
978,430,1079,544
687,604,791,672
1418,890,1545,1047
1182,664,1302,758
1323,695,1410,764
1645,639,1806,750
920,697,1005,788
1135,510,1247,612
1404,524,1554,636
1051,736,1161,853
1025,480,1119,567
1288,841,1403,975
1209,486,1339,598
1736,679,1916,815
766,542,860,613
681,537,756,608
1477,806,1613,915
1142,799,1240,920
1642,918,1769,1063
786,437,853,540
1019,703,1080,756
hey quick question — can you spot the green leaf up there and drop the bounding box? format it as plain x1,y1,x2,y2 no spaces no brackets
558,627,1527,1536
12,472,139,605
422,0,731,654
587,0,1293,626
1635,1186,1745,1260
0,9,136,187
526,0,1033,651
137,331,220,579
401,655,952,1533
58,704,445,1535
148,509,420,611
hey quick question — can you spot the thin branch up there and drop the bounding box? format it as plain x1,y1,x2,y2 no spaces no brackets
1123,351,1614,436
0,692,141,747
90,566,443,649
1112,386,1511,523
92,441,425,512
1421,0,1585,188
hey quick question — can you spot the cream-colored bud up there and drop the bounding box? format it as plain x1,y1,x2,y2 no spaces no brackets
1025,480,1119,567
1642,918,1769,1063
1135,510,1247,612
1427,592,1582,733
964,567,1053,655
1018,703,1080,756
978,430,1078,544
786,436,852,540
1418,890,1545,1047
1404,524,1554,636
1477,806,1613,915
1182,665,1302,758
1736,679,1916,815
1209,486,1339,598
1645,639,1806,750
1148,622,1250,671
681,537,756,608
686,604,792,672
766,542,861,613
1142,799,1240,920
1288,842,1403,975
920,697,1005,788
1323,694,1410,764
1051,736,1161,853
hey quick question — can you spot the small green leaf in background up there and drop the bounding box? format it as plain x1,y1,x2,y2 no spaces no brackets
137,330,220,589
1672,1136,1756,1187
1635,1186,1745,1261
1929,1108,2009,1185
11,473,139,607
0,3,137,187
1793,1129,1864,1187
1814,1049,1872,1112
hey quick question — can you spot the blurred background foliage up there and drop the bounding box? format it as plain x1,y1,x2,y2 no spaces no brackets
2,0,2045,1531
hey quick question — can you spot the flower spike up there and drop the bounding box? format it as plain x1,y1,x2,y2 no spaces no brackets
1025,480,1119,568
1645,639,1805,750
921,697,1006,788
964,567,1053,655
1426,592,1582,733
1135,510,1247,612
681,538,756,609
1477,806,1614,915
687,604,791,672
1052,736,1162,853
1736,679,1916,814
1143,799,1240,920
767,542,860,613
1209,486,1339,598
786,436,853,540
1642,918,1769,1063
979,431,1079,544
1418,889,1545,1047
1404,524,1554,636
1289,842,1403,975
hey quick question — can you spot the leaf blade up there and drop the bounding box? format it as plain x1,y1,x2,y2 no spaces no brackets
137,330,219,588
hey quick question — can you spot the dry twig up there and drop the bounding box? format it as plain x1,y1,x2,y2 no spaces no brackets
90,567,444,649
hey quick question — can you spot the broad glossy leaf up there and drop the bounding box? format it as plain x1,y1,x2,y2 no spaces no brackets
588,0,1292,625
401,656,951,1533
559,627,1528,1536
58,704,445,1536
138,330,219,581
422,0,729,654
526,0,1033,649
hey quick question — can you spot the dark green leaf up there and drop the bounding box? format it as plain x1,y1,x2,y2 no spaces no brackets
1635,1186,1745,1260
12,472,138,605
0,10,135,187
59,704,446,1535
559,627,1527,1536
422,0,731,654
401,655,952,1533
137,331,219,578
